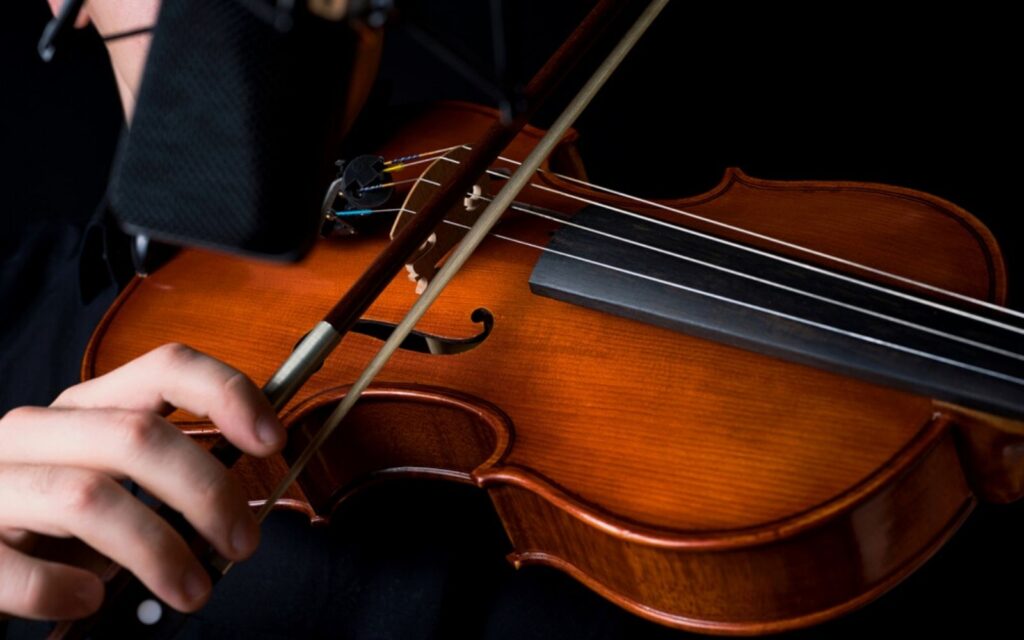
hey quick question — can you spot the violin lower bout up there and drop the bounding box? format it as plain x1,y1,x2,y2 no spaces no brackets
485,416,974,634
240,384,976,635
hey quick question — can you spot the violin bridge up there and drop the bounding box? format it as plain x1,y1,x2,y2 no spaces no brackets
392,146,504,294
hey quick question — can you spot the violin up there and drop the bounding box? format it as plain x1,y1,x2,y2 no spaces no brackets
36,1,1024,636
29,1,1024,634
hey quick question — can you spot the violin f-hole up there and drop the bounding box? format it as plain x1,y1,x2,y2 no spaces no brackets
290,308,496,360
351,307,495,356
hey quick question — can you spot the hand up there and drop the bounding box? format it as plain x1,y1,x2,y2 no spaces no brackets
0,343,286,620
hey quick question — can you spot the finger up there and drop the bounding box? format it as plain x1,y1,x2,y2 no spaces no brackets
0,407,260,562
0,465,212,613
53,343,285,455
0,527,35,551
0,542,103,620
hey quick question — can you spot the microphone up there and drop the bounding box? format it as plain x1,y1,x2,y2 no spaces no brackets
107,0,374,263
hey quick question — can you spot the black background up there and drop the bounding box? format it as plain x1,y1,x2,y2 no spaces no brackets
2,1,1022,638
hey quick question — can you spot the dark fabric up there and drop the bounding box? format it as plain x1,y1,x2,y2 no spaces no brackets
0,207,128,415
0,3,123,415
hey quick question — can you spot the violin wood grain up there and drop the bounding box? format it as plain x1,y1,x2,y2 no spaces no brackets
82,102,1018,633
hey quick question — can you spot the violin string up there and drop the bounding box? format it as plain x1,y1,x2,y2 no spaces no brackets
378,158,1024,355
383,145,461,166
460,192,1024,362
387,148,1024,335
382,146,462,172
390,204,1024,387
490,154,1024,325
359,177,422,191
332,207,408,218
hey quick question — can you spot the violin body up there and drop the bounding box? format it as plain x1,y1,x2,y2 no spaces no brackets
82,102,1022,634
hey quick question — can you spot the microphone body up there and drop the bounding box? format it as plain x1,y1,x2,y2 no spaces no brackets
111,0,361,261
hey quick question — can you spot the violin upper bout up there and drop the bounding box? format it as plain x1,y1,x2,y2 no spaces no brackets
659,166,1010,305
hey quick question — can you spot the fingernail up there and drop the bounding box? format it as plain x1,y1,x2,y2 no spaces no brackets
255,415,283,447
182,567,210,603
231,519,259,557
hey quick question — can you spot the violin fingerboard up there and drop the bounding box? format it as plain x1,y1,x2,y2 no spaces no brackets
528,206,1024,419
